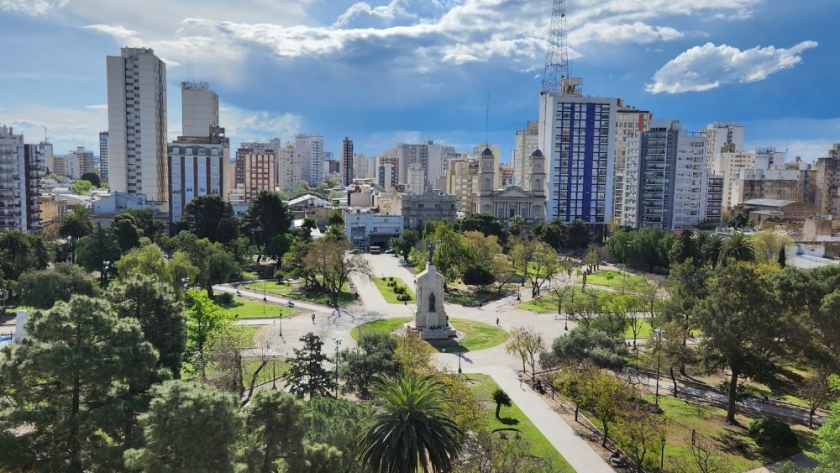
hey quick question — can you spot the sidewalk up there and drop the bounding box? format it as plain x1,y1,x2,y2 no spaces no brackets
469,364,615,473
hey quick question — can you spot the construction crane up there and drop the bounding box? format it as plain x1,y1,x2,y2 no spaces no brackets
541,0,570,95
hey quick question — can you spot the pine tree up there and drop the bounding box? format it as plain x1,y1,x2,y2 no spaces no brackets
778,246,787,268
283,332,336,399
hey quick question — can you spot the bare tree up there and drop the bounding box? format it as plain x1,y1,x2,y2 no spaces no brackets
668,436,734,473
802,371,837,429
205,327,278,407
505,327,544,383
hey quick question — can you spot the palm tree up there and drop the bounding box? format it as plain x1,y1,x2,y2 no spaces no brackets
692,231,711,255
491,388,512,419
508,215,525,238
704,234,726,268
59,207,94,262
356,374,463,473
721,233,755,263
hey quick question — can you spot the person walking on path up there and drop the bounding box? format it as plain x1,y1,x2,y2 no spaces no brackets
311,313,316,324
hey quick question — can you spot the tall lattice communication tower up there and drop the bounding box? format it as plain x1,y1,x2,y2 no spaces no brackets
541,0,570,95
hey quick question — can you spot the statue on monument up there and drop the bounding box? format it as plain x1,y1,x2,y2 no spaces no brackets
428,243,435,263
429,292,436,312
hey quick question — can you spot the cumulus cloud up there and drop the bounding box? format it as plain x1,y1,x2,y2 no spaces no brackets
333,0,416,28
0,0,68,16
0,105,108,153
646,41,818,94
221,108,304,144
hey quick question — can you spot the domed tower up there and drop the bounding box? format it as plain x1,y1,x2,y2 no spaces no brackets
529,149,546,198
479,147,495,197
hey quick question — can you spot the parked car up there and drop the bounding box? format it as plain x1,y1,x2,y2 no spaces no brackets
350,249,363,254
384,249,395,254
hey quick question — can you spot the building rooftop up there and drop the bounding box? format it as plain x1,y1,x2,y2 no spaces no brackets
743,198,796,208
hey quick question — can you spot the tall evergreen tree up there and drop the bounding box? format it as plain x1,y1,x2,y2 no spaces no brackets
283,332,336,399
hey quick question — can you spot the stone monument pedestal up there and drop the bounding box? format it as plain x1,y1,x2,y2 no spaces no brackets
413,246,455,340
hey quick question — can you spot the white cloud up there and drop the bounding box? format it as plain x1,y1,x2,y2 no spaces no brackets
0,0,68,16
646,41,818,94
0,105,107,153
83,24,138,39
84,104,107,110
221,107,305,144
571,21,683,44
333,0,416,28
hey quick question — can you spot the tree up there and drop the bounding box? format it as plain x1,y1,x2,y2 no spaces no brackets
355,374,463,473
667,436,735,473
305,236,373,307
542,327,628,371
307,397,370,473
505,327,544,382
266,233,295,269
17,262,99,309
111,213,142,252
200,243,239,297
492,388,512,419
460,230,503,290
751,230,791,265
390,229,421,261
729,212,750,229
453,430,558,473
566,219,590,248
694,263,789,423
327,209,345,227
393,330,434,376
75,223,121,275
531,218,565,250
456,213,507,243
70,179,94,195
80,171,101,188
801,372,837,429
778,245,787,268
58,207,94,262
239,390,308,473
510,240,560,297
720,233,755,263
242,191,293,258
284,332,336,399
579,370,633,447
0,229,31,279
0,296,159,472
108,275,186,379
179,195,237,243
508,214,526,238
703,234,726,269
123,209,167,245
811,375,840,473
341,333,400,399
124,381,239,473
185,289,233,374
748,418,798,451
432,224,468,287
117,240,199,299
614,405,668,470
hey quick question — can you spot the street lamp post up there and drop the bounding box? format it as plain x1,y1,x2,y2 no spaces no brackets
333,338,343,398
457,342,462,374
654,328,664,408
660,438,666,471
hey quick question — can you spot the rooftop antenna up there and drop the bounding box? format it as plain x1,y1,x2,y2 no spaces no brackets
541,0,570,94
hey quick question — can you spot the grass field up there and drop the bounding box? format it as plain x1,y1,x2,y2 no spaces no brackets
242,281,354,305
585,270,646,290
217,298,296,320
373,277,415,304
446,291,490,306
349,317,507,352
518,288,605,314
233,326,260,347
624,318,653,339
641,394,816,471
242,359,290,387
467,374,575,472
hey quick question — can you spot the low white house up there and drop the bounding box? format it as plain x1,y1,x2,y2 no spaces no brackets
344,208,403,252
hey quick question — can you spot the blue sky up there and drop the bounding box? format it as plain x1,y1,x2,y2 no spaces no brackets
1,0,838,164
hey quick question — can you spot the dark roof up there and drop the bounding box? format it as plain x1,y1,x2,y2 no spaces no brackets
531,149,544,157
481,147,493,157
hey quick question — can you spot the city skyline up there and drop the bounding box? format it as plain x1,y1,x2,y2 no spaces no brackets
0,0,838,161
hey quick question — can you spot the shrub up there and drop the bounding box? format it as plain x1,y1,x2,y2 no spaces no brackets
748,418,798,451
389,276,394,281
274,270,285,282
217,292,234,304
393,286,405,295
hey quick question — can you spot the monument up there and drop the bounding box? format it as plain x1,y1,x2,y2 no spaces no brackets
414,245,456,340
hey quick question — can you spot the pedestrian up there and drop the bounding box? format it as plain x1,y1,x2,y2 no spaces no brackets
496,317,499,326
311,313,315,324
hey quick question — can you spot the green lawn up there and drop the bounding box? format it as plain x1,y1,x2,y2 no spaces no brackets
468,374,575,472
644,394,816,471
518,289,605,314
242,281,354,305
373,277,415,304
350,317,507,352
624,319,653,339
234,326,260,347
585,270,646,290
242,359,290,387
446,291,490,306
216,298,296,320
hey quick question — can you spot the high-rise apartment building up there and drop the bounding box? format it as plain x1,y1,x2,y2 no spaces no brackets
181,82,219,137
425,141,454,186
168,127,230,223
341,137,354,186
0,127,41,231
613,106,652,224
106,47,168,204
407,163,426,193
65,147,95,179
623,120,718,230
235,144,276,204
513,121,539,187
395,143,429,185
352,152,368,179
378,163,396,190
704,121,745,169
99,132,109,183
539,77,618,225
445,157,479,215
294,133,323,186
814,144,840,215
276,142,301,191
